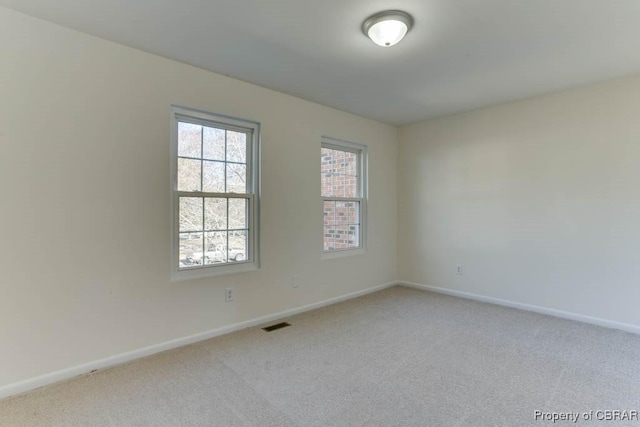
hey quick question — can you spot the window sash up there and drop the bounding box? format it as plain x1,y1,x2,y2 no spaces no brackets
175,194,254,270
322,197,363,251
174,124,252,194
321,145,362,199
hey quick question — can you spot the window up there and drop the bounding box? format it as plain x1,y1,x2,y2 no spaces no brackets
321,137,367,256
171,106,260,280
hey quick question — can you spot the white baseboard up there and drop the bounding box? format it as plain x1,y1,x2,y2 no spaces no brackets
0,281,397,401
10,279,634,402
399,281,640,335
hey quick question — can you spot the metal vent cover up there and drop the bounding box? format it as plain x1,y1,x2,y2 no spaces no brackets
262,322,291,332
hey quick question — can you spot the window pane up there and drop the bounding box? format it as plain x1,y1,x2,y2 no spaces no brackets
344,151,358,197
333,149,345,174
321,148,340,197
179,233,203,268
348,202,360,225
348,225,360,248
203,126,225,161
227,131,246,163
335,201,348,225
344,174,357,198
321,150,331,196
202,160,225,193
229,198,247,229
345,151,358,176
321,147,333,163
333,173,346,198
178,122,202,158
227,163,246,193
179,197,203,232
321,171,332,197
323,201,336,251
177,158,201,191
334,225,348,250
333,149,346,197
348,201,360,248
204,232,227,264
229,230,247,262
204,198,226,231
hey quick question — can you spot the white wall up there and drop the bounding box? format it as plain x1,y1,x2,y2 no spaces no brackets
0,7,397,388
398,73,640,327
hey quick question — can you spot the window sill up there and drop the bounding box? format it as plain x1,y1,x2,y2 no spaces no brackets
321,248,366,261
171,261,258,282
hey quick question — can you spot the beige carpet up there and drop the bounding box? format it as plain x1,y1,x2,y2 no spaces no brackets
1,286,639,426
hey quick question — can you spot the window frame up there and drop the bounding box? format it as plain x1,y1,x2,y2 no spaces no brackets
170,105,260,281
321,136,368,259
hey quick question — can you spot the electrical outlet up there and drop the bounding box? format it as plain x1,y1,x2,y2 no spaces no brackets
225,287,234,302
456,265,464,275
292,275,300,288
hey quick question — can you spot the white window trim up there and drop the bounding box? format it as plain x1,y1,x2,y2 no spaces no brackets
170,105,261,281
321,136,368,260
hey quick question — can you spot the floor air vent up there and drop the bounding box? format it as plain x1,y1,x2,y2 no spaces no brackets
262,322,291,332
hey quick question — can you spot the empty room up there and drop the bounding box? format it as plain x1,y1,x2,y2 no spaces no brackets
1,1,639,425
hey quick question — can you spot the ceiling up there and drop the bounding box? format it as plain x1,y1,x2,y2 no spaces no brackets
2,0,640,125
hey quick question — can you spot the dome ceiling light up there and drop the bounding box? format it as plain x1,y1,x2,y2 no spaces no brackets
362,10,414,47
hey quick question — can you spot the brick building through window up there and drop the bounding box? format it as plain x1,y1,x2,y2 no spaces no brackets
321,138,367,253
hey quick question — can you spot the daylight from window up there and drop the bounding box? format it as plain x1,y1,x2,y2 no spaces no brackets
177,122,249,268
322,145,361,251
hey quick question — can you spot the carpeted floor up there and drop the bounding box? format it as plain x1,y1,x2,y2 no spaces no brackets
1,286,639,426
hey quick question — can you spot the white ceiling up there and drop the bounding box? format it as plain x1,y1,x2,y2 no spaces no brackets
3,0,640,125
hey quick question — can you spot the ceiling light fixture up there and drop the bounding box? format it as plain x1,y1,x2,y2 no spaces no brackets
362,10,414,47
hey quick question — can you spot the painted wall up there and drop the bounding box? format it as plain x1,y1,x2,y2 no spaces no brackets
398,73,640,327
0,7,398,388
